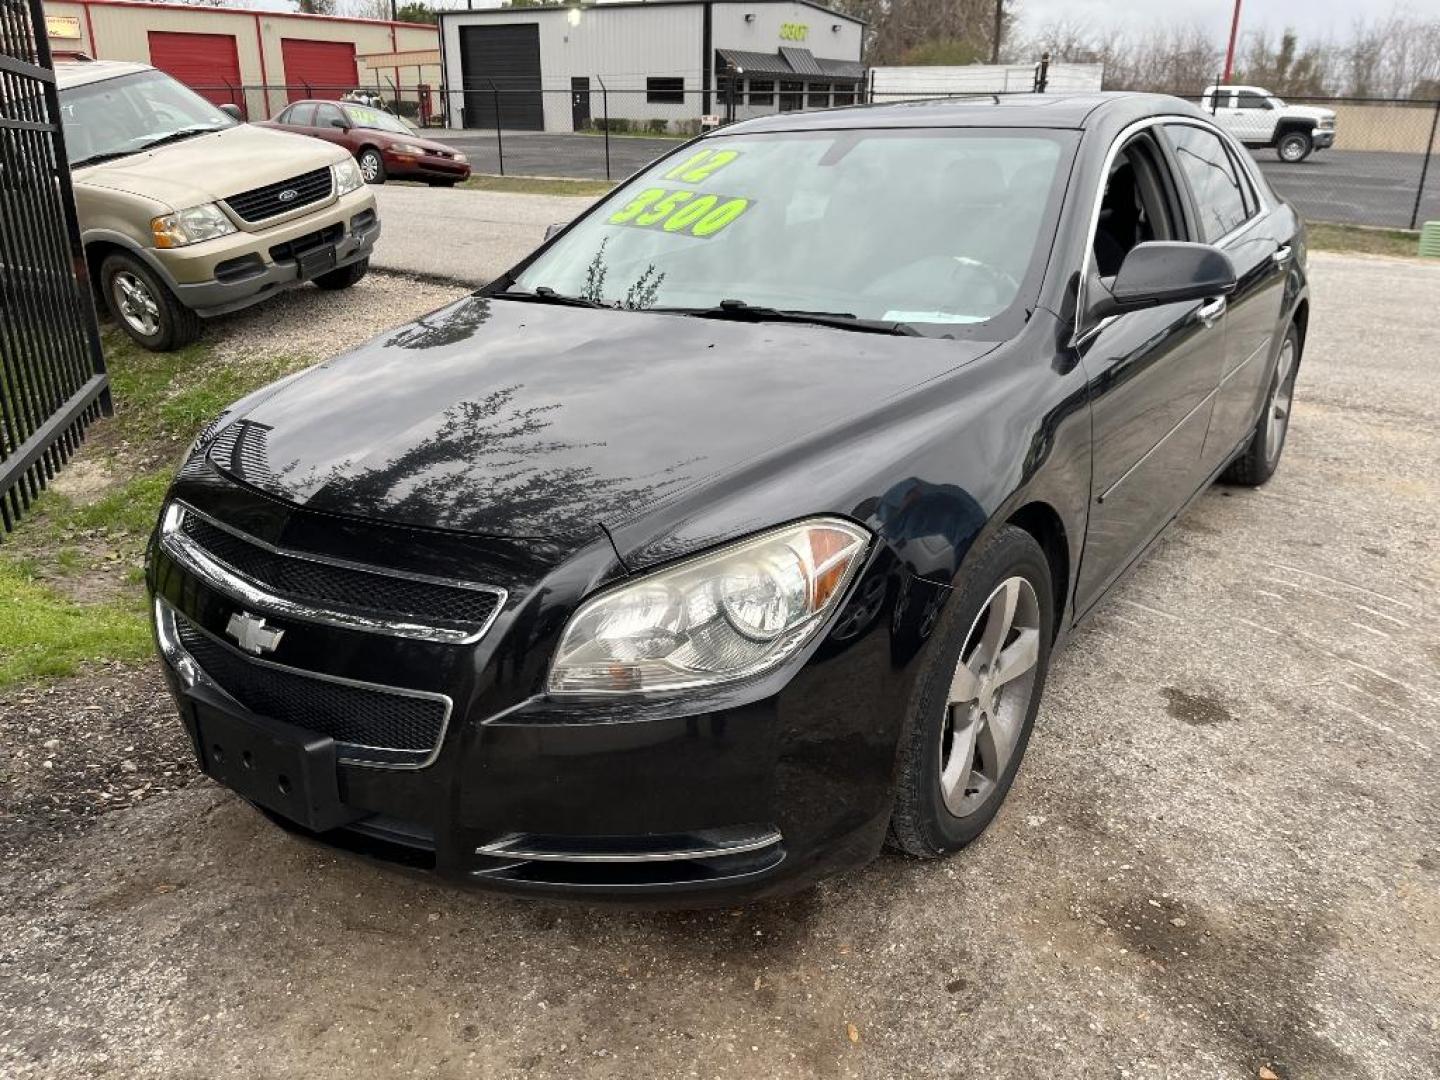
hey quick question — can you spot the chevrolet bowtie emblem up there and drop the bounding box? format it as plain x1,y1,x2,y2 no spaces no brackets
226,612,285,655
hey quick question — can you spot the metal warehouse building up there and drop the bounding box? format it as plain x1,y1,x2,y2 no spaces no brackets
438,0,864,133
41,0,440,122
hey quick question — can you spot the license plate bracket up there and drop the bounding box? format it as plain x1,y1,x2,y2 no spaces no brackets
193,701,359,832
297,243,338,280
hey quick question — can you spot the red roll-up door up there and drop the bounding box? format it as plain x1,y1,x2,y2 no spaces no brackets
147,31,242,110
280,39,358,102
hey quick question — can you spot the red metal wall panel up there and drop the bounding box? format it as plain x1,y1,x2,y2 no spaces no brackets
280,38,358,102
146,31,242,109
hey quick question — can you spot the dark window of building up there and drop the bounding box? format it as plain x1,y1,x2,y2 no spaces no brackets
833,85,856,106
646,77,685,104
779,81,803,111
807,83,831,109
748,79,775,106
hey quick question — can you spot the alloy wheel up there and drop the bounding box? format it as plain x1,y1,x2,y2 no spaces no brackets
112,271,160,337
940,576,1042,817
1266,337,1298,465
359,152,381,182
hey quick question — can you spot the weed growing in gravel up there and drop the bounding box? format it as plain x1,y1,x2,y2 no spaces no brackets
0,331,316,688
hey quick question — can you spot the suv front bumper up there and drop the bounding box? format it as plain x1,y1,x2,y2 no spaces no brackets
157,188,380,317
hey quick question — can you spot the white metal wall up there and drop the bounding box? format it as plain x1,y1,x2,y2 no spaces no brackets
440,2,863,132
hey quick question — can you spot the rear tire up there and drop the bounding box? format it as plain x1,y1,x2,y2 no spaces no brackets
1276,131,1312,162
358,148,386,184
887,526,1054,858
1223,323,1301,486
99,252,201,352
313,257,369,291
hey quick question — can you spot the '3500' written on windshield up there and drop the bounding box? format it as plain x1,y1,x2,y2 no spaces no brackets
607,147,753,239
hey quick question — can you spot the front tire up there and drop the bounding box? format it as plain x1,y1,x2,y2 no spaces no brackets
1223,323,1300,486
888,526,1054,857
358,148,386,184
100,252,201,352
313,257,369,291
1276,131,1313,162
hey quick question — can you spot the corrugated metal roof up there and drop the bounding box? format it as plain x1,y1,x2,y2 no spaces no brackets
779,46,824,77
716,49,793,76
717,48,864,81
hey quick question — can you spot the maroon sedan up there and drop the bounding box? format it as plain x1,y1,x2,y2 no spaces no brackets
260,100,470,186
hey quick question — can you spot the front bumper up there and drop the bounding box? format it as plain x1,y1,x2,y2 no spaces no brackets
147,488,944,904
1313,129,1335,149
385,148,470,183
158,188,380,317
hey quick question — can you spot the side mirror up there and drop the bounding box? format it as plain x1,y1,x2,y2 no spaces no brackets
331,118,351,130
544,222,568,241
1091,242,1236,321
219,104,243,120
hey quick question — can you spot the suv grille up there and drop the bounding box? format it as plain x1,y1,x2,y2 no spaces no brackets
176,506,504,640
224,167,333,223
175,612,448,767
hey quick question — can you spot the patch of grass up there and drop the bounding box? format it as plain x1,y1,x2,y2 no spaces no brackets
458,173,615,198
0,331,318,687
1308,222,1420,258
575,127,689,142
0,562,151,689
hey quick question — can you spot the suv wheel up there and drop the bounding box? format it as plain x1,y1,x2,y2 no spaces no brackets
888,526,1054,857
358,149,386,184
1276,131,1312,162
313,257,369,291
100,253,201,352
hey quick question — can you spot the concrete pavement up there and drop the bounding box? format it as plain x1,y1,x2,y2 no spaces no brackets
368,184,598,287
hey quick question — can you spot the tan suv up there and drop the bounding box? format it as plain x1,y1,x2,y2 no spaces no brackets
58,61,380,351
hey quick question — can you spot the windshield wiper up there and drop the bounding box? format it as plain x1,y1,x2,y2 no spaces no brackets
663,298,919,336
135,126,217,152
70,149,137,169
495,286,610,309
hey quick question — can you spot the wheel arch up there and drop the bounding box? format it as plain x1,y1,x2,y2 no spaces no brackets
1291,297,1310,355
1275,118,1316,139
1005,501,1070,643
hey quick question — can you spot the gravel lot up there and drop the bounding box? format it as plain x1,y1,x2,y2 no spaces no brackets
1,251,1437,1080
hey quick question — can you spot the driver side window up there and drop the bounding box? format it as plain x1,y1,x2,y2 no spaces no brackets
315,104,345,129
1092,133,1184,280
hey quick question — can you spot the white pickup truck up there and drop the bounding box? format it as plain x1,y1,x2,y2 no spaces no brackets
1200,85,1337,162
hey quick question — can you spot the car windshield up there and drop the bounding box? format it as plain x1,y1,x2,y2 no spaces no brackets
344,105,411,134
59,70,238,167
511,127,1073,332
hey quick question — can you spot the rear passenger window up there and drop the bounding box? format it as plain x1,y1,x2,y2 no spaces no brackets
288,103,316,126
1165,124,1251,242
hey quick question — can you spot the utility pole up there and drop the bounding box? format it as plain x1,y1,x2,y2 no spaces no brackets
991,0,1004,65
1222,0,1243,83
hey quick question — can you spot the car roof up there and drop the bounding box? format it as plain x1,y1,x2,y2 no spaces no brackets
722,92,1209,136
54,59,155,89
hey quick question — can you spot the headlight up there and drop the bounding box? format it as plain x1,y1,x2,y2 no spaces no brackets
333,157,364,195
548,518,869,695
454,151,468,164
150,203,236,248
391,142,425,156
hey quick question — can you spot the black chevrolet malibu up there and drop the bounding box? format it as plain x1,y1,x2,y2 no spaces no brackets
148,93,1308,901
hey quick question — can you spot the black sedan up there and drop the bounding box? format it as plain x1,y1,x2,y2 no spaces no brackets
148,93,1307,902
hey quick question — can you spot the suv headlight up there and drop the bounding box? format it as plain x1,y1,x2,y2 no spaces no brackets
333,157,364,195
548,518,869,696
150,203,236,248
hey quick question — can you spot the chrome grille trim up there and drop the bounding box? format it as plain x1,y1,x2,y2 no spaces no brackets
159,501,506,645
154,599,453,769
474,828,784,863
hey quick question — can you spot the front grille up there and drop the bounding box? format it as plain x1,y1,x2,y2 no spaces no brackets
178,510,503,634
224,167,333,223
175,614,448,766
269,223,343,265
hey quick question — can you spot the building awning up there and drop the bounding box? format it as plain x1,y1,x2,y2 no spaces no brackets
716,47,863,82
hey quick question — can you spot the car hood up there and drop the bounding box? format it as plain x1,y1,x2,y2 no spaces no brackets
74,124,344,210
1286,104,1335,121
206,296,995,539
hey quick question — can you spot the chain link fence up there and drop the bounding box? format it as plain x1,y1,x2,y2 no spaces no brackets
208,79,1440,230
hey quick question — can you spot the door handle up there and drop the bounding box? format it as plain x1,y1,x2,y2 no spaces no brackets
1272,245,1293,265
1196,296,1227,326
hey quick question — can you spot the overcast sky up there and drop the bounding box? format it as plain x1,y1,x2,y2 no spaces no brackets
1013,0,1439,41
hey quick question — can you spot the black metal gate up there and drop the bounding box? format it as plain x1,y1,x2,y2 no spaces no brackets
0,0,109,535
